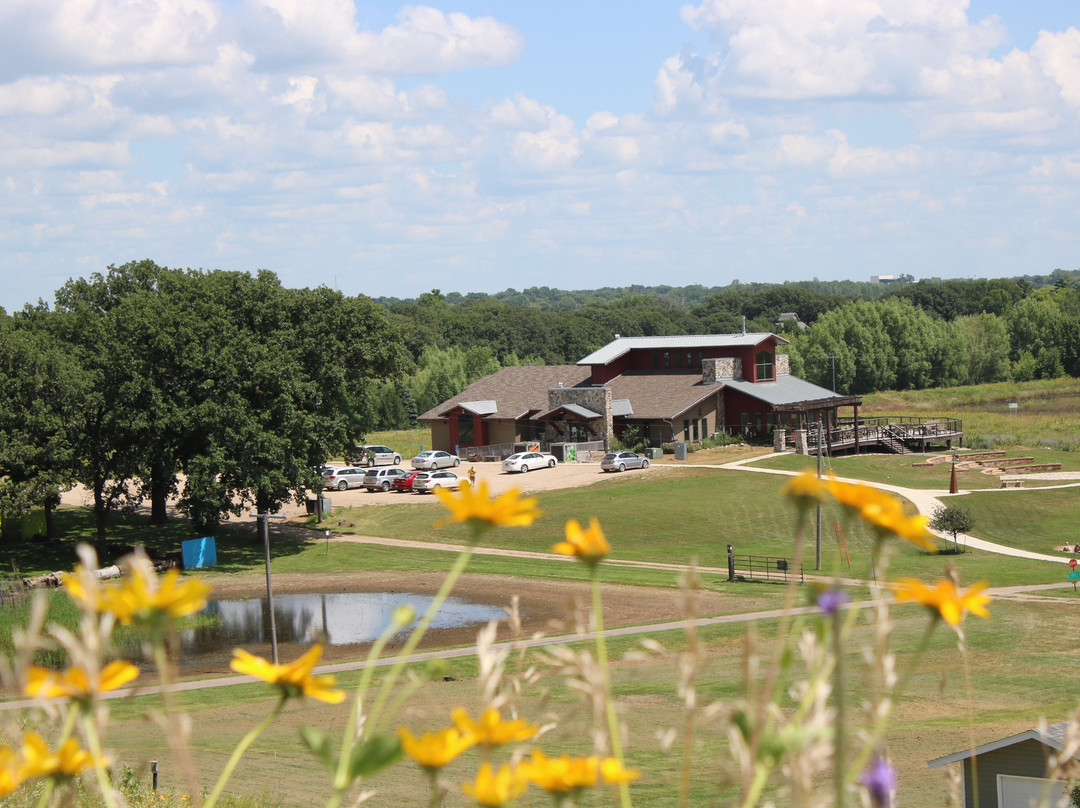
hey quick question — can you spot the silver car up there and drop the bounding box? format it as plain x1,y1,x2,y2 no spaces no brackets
600,451,650,472
362,467,406,492
410,450,460,470
349,445,403,467
323,467,367,490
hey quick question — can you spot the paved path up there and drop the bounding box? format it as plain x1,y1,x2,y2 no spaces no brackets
714,453,1078,565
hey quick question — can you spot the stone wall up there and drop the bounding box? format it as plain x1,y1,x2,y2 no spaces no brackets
702,357,742,383
547,386,613,447
776,353,790,376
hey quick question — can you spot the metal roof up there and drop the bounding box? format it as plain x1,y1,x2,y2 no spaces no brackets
612,398,634,416
456,400,497,416
577,333,789,366
928,722,1075,769
538,403,603,420
720,374,846,407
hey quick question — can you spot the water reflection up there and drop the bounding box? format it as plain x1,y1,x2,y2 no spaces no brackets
179,592,506,663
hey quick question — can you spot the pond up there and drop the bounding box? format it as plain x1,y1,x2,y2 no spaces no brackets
176,592,508,665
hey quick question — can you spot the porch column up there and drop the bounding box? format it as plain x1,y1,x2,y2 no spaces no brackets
852,403,860,454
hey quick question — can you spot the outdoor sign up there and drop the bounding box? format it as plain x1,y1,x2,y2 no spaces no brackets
564,444,577,463
182,536,217,570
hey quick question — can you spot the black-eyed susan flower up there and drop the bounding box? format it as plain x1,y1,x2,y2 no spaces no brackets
827,479,937,551
99,566,211,626
781,472,831,509
230,646,345,704
551,518,610,567
435,482,543,532
894,577,990,626
599,757,640,784
522,749,600,794
452,708,538,748
18,732,100,782
0,745,23,797
397,727,475,771
462,762,528,806
24,660,139,703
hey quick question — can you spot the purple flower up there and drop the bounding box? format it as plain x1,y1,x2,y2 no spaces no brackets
859,755,896,807
817,588,850,616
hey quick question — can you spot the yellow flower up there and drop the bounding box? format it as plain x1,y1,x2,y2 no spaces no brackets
0,745,23,797
894,577,991,626
19,732,100,781
435,482,543,531
827,479,937,551
462,762,528,806
397,727,475,771
522,749,599,793
551,518,611,566
452,708,538,747
230,646,345,704
599,757,640,784
60,565,102,611
24,660,139,702
781,472,831,508
100,566,211,626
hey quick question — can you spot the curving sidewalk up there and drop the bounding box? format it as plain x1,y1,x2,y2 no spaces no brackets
713,453,1077,565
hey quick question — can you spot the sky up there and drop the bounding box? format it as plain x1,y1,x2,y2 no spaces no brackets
1,0,1078,311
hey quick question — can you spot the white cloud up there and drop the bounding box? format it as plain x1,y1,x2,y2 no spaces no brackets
0,0,220,75
1031,27,1080,108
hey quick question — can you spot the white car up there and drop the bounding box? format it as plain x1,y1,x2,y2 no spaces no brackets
410,450,460,470
501,451,557,473
410,470,462,493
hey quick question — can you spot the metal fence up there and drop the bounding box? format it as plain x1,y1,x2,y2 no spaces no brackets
726,549,804,584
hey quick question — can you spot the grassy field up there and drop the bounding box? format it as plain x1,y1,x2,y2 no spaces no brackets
860,376,1080,451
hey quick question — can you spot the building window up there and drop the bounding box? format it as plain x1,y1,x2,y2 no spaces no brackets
692,419,699,441
675,351,683,369
568,422,588,442
683,419,690,440
663,351,671,368
653,351,660,369
756,350,774,381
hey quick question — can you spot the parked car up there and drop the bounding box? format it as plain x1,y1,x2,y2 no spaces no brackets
362,467,406,492
410,450,460,470
600,451,650,472
348,445,402,467
391,471,423,493
323,467,367,490
501,451,557,473
411,470,462,493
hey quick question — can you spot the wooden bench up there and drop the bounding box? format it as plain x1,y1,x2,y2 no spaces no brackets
1000,478,1023,488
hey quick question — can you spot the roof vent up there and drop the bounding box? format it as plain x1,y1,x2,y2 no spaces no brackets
614,333,620,339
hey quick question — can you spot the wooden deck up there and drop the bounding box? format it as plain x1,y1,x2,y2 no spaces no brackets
794,416,963,455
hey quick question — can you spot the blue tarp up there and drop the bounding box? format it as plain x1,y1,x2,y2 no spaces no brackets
182,536,217,570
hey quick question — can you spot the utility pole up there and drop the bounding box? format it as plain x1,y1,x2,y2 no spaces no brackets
827,355,838,391
251,511,285,664
816,421,823,571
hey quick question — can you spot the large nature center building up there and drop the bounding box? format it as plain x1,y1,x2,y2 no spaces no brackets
418,332,860,456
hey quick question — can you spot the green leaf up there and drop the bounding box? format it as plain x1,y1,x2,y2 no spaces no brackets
347,734,402,779
300,726,336,771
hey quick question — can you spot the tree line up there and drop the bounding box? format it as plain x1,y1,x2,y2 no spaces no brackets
0,261,410,549
2,261,1078,544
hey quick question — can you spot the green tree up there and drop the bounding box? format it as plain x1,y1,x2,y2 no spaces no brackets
953,314,1011,384
929,503,976,553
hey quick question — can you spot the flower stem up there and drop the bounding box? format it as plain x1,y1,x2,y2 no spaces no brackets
591,568,632,808
366,546,474,733
81,713,121,808
203,700,284,808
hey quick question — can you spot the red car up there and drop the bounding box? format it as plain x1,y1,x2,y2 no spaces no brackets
391,471,423,492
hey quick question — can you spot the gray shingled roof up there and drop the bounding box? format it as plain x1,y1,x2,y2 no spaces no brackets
418,365,591,421
605,371,723,420
577,333,789,366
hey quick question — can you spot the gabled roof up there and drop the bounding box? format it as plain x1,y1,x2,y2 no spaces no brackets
457,400,497,416
928,722,1076,769
418,365,591,422
720,375,847,407
578,333,790,366
538,403,603,420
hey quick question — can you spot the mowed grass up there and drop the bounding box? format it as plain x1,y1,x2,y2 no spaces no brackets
86,597,1080,808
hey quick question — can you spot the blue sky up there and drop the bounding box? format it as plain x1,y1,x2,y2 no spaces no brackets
1,0,1077,311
